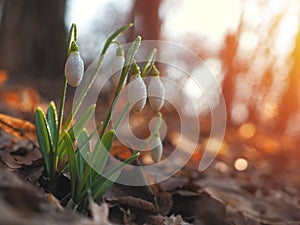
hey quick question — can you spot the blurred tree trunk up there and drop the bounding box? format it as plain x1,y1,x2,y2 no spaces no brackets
220,32,239,125
133,0,161,40
0,0,67,79
276,25,300,132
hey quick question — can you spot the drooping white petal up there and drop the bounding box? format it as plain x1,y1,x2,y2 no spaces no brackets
148,76,165,111
150,135,163,163
128,75,147,112
65,51,84,87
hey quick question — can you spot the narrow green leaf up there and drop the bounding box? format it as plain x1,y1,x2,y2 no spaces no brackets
35,107,53,176
68,104,96,140
46,101,58,147
101,23,133,56
93,129,115,174
92,175,116,201
77,129,90,180
57,104,96,161
64,130,79,199
91,150,140,192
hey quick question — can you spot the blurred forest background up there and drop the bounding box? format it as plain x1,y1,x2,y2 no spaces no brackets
0,0,300,151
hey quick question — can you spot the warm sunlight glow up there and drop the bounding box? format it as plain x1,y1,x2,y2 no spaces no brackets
231,103,249,125
234,158,248,171
260,101,279,123
161,0,241,47
238,123,256,140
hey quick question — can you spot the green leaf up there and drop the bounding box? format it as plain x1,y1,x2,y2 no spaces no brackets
68,104,96,140
57,104,96,161
101,23,133,56
93,129,115,174
35,107,53,176
64,130,79,199
92,175,116,201
77,129,90,180
91,150,140,195
46,101,58,147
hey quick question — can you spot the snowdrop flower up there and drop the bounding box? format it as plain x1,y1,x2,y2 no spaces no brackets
150,132,163,163
64,42,84,87
112,46,125,88
147,66,165,111
128,61,147,112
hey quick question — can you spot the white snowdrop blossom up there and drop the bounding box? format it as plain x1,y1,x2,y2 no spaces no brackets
148,76,165,111
150,133,163,163
128,63,147,112
112,46,125,88
65,51,84,87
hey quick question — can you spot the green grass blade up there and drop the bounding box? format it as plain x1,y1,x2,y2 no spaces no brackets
35,107,53,176
46,101,58,146
64,130,79,199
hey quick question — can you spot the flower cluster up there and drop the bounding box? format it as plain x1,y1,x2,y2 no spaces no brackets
112,47,165,162
35,23,166,213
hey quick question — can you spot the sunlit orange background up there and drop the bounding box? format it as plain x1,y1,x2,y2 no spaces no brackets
1,0,300,170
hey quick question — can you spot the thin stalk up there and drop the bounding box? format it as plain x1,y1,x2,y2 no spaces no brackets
52,76,67,180
114,102,130,130
99,36,141,139
63,23,133,131
51,23,77,182
137,112,162,151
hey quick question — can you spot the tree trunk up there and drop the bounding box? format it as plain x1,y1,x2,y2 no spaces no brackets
0,0,67,79
133,0,161,40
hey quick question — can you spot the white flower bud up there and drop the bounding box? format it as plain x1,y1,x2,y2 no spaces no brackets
112,47,125,88
148,76,165,111
150,134,163,163
128,75,147,112
65,51,84,87
128,62,147,112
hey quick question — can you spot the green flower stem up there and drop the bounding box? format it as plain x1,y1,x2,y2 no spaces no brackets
141,48,157,78
52,76,67,179
51,24,77,182
137,112,162,151
62,23,133,132
114,102,130,130
99,36,141,140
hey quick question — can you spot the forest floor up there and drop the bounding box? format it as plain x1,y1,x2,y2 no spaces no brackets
1,73,300,225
